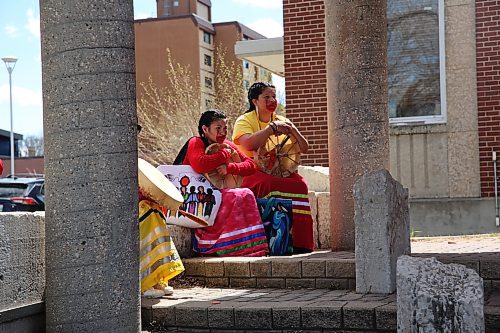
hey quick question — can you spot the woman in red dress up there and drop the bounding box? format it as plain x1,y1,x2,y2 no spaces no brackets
176,110,268,257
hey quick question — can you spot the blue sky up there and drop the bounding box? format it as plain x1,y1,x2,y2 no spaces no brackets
0,0,283,137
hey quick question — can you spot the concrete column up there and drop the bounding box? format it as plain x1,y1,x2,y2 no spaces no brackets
40,1,140,332
325,1,390,251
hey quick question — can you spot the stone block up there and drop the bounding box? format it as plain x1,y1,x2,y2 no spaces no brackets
205,260,224,277
234,304,272,329
286,278,316,289
314,278,349,290
480,260,500,280
342,301,378,330
183,259,206,276
225,261,250,277
375,302,397,331
316,192,331,249
485,305,500,332
250,260,272,277
397,256,484,332
175,302,209,328
230,278,256,288
354,169,410,294
326,260,355,278
0,213,46,311
308,191,319,249
299,165,330,192
302,260,326,278
168,225,194,258
272,259,302,278
256,278,285,289
206,278,229,288
272,304,301,329
208,305,234,328
301,302,344,329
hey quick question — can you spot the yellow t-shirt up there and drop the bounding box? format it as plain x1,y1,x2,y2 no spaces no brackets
232,111,289,158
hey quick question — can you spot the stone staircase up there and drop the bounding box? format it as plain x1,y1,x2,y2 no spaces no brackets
141,250,500,332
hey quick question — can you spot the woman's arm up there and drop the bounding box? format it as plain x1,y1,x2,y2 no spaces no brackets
237,125,274,152
224,141,256,176
186,138,231,173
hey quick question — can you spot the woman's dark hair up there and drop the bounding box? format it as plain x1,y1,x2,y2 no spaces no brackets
173,109,227,165
197,109,227,139
246,82,276,113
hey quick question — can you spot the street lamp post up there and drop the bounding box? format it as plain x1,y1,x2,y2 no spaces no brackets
2,56,18,176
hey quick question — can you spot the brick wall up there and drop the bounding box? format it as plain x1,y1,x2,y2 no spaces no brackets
477,0,500,197
283,0,328,166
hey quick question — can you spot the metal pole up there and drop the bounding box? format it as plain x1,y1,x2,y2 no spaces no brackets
2,57,17,177
8,69,14,176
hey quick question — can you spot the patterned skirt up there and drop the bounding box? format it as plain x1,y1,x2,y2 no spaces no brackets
193,188,268,256
242,171,315,252
139,200,185,293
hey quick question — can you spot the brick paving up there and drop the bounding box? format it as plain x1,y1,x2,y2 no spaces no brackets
142,235,500,332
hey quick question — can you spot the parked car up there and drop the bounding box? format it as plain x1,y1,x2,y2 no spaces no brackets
0,175,45,212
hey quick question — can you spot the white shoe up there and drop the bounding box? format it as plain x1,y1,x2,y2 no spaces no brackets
163,286,174,296
143,288,165,298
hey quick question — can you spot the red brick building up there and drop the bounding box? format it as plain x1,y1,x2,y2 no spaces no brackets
282,0,498,234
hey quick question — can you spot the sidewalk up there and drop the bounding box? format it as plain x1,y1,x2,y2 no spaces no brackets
411,234,500,254
142,234,500,332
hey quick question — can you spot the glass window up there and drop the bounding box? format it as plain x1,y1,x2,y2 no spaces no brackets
205,77,213,89
205,99,212,108
173,1,179,6
388,0,446,124
0,184,27,198
243,60,250,69
204,54,212,67
163,0,173,16
203,32,212,44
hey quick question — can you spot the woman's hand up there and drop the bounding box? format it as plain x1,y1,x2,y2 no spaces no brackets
216,164,228,176
272,121,294,136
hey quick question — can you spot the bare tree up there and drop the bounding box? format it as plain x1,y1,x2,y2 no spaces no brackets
213,44,246,135
137,47,285,166
23,135,44,156
137,49,201,166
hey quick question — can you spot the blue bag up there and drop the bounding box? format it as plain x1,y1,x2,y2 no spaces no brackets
256,198,294,256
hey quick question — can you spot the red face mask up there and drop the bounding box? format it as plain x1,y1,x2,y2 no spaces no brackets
216,135,226,144
267,100,278,112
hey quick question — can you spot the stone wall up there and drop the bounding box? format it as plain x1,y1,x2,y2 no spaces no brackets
0,213,45,332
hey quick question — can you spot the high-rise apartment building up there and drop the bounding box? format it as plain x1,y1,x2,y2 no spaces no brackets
134,0,272,108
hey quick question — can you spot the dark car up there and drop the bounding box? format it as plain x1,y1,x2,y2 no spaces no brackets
0,175,45,212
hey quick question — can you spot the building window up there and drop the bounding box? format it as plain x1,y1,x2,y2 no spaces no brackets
205,99,212,108
243,60,250,69
243,80,250,92
163,0,173,16
173,1,179,6
203,32,212,44
388,0,446,125
205,77,213,89
204,54,212,67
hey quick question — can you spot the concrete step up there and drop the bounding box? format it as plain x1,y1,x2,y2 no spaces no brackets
141,288,500,332
180,250,500,292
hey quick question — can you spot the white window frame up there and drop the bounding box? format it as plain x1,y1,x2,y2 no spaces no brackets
390,0,447,126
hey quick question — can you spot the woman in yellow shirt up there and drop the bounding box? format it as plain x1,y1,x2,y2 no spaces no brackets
233,82,314,253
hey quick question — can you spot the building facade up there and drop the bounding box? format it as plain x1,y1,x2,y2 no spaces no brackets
283,0,499,235
135,0,272,110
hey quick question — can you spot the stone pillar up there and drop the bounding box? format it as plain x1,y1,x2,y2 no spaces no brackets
325,1,390,250
397,256,485,332
354,170,410,294
40,1,140,332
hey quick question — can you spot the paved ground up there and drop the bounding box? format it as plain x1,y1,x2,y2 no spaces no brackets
142,234,500,332
411,234,500,253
